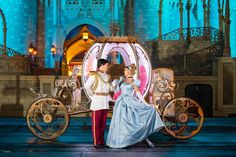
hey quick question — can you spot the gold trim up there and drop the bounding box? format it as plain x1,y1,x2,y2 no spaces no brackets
97,73,110,84
90,72,99,92
95,36,138,43
90,72,110,92
93,111,96,145
93,92,109,96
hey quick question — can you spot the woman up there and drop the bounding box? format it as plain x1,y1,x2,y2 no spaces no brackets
106,64,164,148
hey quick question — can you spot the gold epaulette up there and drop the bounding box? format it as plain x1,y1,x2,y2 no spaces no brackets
89,71,97,75
89,71,98,91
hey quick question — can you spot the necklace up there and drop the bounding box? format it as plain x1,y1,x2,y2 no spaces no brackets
124,77,134,84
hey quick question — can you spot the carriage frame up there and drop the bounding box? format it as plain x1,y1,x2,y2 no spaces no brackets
26,36,204,140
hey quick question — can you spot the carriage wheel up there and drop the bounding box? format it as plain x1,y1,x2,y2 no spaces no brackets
26,97,70,140
162,97,204,139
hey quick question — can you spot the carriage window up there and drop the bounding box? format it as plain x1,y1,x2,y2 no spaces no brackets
107,51,123,64
107,51,125,80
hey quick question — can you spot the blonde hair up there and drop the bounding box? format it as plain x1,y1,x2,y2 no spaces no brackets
126,64,137,75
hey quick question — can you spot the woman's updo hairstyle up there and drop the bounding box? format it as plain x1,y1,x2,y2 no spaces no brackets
126,63,137,75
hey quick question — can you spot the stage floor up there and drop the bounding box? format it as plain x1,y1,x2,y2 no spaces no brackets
0,117,236,157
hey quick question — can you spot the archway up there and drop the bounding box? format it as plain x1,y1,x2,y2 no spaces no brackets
62,24,104,75
185,84,213,117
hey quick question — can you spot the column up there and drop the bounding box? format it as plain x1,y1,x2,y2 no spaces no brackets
179,0,184,40
158,0,163,40
218,0,223,32
186,0,191,44
207,0,211,27
0,9,7,54
113,0,118,22
203,0,207,28
37,0,45,58
223,0,231,56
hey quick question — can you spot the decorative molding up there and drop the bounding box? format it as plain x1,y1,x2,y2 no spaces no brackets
95,36,138,43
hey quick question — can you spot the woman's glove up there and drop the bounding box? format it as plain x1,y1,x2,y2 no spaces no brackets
111,79,118,87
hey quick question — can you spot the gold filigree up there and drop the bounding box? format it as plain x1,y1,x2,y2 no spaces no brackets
95,36,138,43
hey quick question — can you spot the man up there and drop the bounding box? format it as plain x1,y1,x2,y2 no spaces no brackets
85,59,111,148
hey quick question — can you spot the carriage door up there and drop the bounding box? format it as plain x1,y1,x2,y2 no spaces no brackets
185,84,213,117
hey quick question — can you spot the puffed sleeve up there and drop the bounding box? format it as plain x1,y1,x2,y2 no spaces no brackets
133,79,141,87
84,74,95,96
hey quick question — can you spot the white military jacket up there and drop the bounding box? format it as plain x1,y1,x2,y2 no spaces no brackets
85,71,112,111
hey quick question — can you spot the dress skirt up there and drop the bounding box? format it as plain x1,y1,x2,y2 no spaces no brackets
106,94,164,148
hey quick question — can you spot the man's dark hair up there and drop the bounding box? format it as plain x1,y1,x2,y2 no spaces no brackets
97,58,109,69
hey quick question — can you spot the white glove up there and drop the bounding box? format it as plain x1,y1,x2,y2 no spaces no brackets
118,76,124,83
112,79,119,87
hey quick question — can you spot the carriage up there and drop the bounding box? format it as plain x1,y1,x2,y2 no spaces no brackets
26,36,204,140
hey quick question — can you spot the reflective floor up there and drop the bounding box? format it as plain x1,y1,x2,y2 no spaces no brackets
0,117,236,157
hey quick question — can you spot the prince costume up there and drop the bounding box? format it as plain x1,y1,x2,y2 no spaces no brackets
85,59,112,147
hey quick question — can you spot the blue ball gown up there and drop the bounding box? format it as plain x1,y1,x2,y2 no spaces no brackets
106,79,164,148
